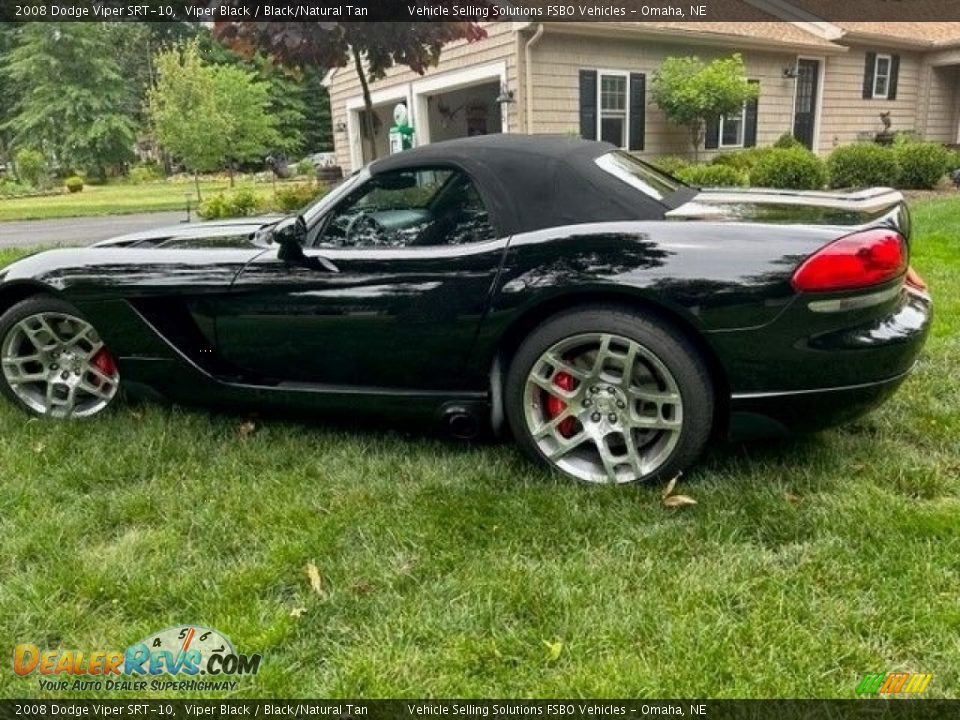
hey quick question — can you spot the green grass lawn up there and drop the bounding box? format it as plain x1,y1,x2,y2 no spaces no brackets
0,198,958,699
0,180,279,221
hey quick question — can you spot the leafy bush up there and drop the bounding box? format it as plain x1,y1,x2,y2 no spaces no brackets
274,183,326,213
295,158,316,177
895,142,951,189
128,163,163,184
710,147,773,172
676,163,747,188
14,148,47,187
751,147,827,190
773,133,804,150
649,156,691,177
827,143,899,189
198,186,262,219
0,178,33,197
64,176,84,193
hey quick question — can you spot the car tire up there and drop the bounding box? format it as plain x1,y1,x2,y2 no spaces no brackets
0,295,121,419
505,305,714,485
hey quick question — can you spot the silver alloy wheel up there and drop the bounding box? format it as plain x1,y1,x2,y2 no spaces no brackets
0,311,119,418
523,332,683,484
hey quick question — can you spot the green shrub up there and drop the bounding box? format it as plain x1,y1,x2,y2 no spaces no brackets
0,178,33,197
274,183,326,213
198,186,262,219
751,147,827,190
14,148,47,187
710,147,773,172
295,158,316,178
676,163,747,188
649,156,691,177
128,163,163,184
773,133,804,150
827,143,899,189
64,176,84,193
895,142,951,190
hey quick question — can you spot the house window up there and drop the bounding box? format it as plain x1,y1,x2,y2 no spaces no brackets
873,54,892,99
599,73,628,147
719,105,745,148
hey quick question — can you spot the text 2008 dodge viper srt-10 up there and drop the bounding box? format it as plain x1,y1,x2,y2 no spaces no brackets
0,135,931,484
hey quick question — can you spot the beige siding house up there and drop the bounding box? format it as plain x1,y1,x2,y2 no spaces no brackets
326,15,960,170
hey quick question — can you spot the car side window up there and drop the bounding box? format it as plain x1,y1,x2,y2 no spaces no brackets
315,167,497,249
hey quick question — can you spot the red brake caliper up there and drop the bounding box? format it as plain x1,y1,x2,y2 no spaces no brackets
546,372,577,438
90,348,118,386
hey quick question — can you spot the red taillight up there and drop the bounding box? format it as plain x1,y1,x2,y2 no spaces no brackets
791,229,908,293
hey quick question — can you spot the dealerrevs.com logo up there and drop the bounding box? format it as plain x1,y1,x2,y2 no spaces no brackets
13,625,261,692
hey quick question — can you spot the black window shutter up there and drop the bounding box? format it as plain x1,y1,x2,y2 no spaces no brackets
744,80,759,148
628,73,646,151
863,52,877,98
889,55,900,99
704,116,720,150
579,70,598,140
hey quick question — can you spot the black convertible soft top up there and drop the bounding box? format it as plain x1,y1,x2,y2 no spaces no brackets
369,134,685,237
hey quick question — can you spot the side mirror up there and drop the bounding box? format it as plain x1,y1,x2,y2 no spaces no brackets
273,215,307,254
275,215,338,273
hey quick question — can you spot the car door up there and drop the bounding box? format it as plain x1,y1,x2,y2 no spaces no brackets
214,166,508,391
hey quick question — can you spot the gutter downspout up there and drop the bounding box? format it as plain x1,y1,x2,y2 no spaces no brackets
524,23,545,134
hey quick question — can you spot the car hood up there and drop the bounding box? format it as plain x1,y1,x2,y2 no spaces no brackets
666,187,906,229
91,214,286,249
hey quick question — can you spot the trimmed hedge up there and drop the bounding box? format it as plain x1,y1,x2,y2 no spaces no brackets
676,164,747,188
773,133,804,150
710,147,773,173
895,142,951,189
198,187,261,219
64,176,84,193
750,147,827,190
827,143,899,189
650,156,691,177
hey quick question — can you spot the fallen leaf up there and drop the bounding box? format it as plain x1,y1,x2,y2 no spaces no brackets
662,494,697,508
785,492,802,504
661,472,682,499
543,639,564,661
33,442,45,454
289,607,308,619
238,421,257,438
306,562,324,596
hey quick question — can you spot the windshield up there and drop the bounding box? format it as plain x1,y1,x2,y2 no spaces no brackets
595,150,684,203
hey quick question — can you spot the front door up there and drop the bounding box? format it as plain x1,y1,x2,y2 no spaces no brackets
214,166,506,391
793,59,820,150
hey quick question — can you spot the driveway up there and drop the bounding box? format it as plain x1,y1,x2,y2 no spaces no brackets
0,211,193,248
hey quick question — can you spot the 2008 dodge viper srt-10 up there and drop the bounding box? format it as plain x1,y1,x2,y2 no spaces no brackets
0,136,932,484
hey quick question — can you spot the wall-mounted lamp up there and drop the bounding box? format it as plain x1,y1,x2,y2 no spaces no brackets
495,84,515,105
334,120,347,133
782,66,799,79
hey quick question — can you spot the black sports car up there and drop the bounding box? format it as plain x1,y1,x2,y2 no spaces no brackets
0,136,931,484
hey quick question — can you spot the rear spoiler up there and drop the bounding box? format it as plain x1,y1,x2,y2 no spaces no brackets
666,187,907,236
687,187,903,212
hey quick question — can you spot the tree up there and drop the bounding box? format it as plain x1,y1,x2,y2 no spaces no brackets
651,54,759,160
147,41,278,197
212,21,486,161
1,23,137,179
198,33,308,157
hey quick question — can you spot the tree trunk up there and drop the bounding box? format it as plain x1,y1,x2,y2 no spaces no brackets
690,123,701,163
194,171,202,203
228,161,235,188
353,48,377,163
